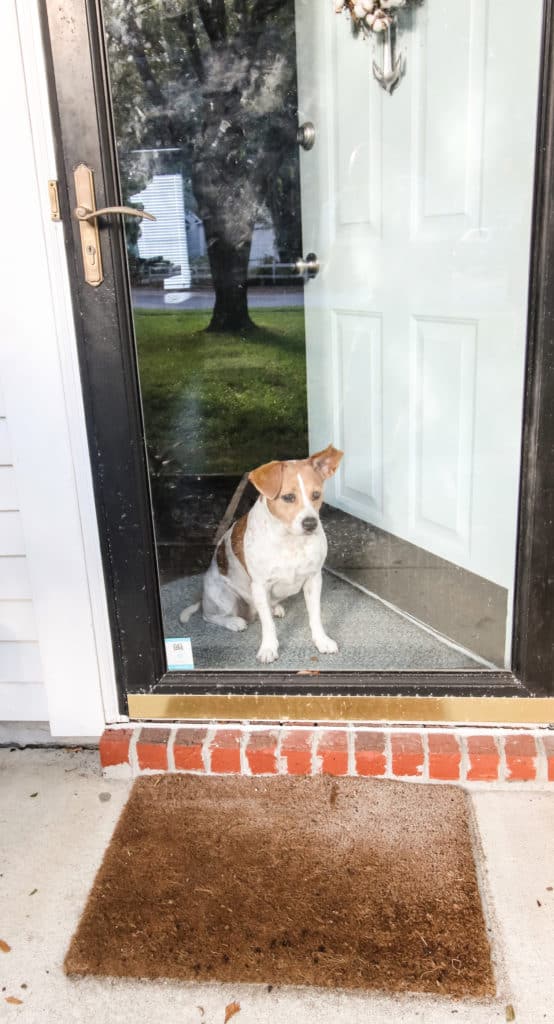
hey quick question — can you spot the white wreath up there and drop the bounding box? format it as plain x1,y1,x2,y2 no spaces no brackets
335,0,408,34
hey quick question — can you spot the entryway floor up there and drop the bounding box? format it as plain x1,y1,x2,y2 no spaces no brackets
156,480,500,669
161,570,484,671
1,748,553,1023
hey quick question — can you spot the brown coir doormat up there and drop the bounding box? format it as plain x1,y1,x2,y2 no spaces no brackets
65,775,494,997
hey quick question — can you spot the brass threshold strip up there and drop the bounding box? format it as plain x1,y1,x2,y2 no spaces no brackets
128,693,554,725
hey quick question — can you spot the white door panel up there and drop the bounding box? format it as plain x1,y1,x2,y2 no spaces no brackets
333,311,383,520
296,0,541,589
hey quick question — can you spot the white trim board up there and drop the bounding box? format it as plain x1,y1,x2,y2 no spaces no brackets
0,0,122,734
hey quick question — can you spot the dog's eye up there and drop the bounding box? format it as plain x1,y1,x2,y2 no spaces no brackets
281,493,296,503
312,491,321,501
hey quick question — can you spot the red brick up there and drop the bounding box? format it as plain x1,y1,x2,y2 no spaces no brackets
355,731,386,777
174,727,207,771
209,728,242,773
316,730,349,776
543,735,554,782
391,732,424,777
246,730,279,775
136,727,170,771
504,734,537,782
99,728,133,769
428,732,461,781
281,729,313,775
466,735,500,782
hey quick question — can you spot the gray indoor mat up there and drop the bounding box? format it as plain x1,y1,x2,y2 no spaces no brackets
160,570,482,671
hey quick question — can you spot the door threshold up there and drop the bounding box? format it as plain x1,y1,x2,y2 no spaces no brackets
127,691,554,725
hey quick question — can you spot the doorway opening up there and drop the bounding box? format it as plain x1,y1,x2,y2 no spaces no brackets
98,0,542,677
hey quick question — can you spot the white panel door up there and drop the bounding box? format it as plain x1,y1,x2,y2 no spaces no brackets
295,0,542,589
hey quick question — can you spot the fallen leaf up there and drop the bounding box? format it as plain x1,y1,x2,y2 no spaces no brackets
0,940,11,953
225,1002,240,1022
29,793,38,799
537,899,542,907
505,1005,516,1022
29,889,37,896
5,996,23,1005
296,669,320,676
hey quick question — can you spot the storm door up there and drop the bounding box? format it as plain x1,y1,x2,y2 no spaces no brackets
42,0,554,711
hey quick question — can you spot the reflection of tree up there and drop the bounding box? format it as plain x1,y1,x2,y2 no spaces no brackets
105,0,301,332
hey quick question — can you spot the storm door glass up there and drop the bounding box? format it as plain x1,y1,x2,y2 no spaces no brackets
101,0,542,673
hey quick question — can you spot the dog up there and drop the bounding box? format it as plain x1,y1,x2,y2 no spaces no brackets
179,444,343,663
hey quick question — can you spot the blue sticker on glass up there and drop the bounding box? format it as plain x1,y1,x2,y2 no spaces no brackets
165,637,194,671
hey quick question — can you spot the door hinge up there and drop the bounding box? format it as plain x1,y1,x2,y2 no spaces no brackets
48,179,61,222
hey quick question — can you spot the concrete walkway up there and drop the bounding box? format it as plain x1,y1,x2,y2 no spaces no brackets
0,748,553,1023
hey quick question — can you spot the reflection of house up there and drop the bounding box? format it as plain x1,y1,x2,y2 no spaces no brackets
130,175,191,290
185,209,278,266
132,171,279,288
250,225,278,263
185,212,206,260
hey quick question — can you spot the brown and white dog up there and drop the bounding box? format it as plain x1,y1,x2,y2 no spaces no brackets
180,445,343,663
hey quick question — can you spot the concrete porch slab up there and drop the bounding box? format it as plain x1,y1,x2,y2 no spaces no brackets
0,748,552,1023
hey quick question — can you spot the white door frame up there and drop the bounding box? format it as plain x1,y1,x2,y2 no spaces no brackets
0,0,122,735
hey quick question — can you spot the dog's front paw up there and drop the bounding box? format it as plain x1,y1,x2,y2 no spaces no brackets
272,604,285,618
226,616,248,632
314,634,338,655
257,643,279,664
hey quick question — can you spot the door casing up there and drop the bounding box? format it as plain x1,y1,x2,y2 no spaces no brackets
40,0,554,720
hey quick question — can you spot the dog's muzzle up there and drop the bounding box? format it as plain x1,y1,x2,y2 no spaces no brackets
302,516,318,534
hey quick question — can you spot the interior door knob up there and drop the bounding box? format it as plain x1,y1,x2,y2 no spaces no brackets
295,253,320,279
297,121,316,151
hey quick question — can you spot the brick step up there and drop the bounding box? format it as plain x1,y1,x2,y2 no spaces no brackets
100,725,554,784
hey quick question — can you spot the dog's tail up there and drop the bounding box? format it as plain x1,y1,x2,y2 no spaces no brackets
179,601,201,625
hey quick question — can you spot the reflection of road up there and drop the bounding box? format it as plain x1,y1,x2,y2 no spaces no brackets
132,287,304,310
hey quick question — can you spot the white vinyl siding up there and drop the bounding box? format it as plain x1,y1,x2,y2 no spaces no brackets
0,384,46,721
131,174,191,289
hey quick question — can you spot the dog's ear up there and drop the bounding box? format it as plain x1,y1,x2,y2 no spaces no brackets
249,460,284,499
310,444,344,479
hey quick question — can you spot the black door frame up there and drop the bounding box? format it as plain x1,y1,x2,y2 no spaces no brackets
41,0,554,712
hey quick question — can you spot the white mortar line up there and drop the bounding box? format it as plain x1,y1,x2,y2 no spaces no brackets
128,727,140,777
311,726,321,776
347,723,356,776
384,728,393,779
275,725,286,775
496,733,507,783
167,726,177,773
421,728,429,781
203,723,217,774
240,722,252,776
535,735,547,783
459,731,470,783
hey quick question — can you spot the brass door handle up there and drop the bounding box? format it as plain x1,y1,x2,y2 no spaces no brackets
74,204,156,222
73,163,156,287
